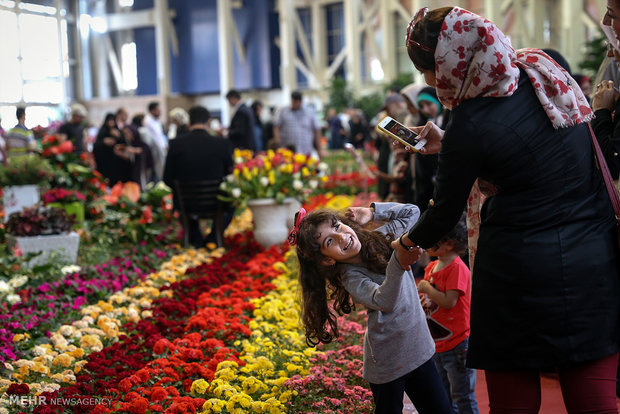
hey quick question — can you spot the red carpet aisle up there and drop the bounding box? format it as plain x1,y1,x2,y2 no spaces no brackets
404,371,620,413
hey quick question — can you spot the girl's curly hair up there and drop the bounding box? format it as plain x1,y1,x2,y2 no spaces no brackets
295,209,394,346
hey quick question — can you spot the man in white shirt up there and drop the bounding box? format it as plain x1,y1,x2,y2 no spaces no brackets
144,101,167,181
273,91,324,158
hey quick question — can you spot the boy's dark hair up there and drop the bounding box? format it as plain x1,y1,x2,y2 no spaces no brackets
148,101,159,112
296,209,394,346
291,91,303,101
226,89,241,99
16,107,26,120
188,105,210,125
436,211,468,255
407,7,452,71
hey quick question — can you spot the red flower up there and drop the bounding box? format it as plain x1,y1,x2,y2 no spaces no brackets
7,383,30,395
150,387,168,402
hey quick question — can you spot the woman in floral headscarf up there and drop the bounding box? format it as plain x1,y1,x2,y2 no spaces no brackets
393,6,620,412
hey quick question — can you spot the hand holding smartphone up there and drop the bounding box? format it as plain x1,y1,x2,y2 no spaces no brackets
376,116,426,151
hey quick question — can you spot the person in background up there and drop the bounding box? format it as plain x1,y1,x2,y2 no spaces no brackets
401,83,424,128
375,94,410,201
573,74,593,103
273,91,324,158
93,113,122,185
163,105,234,248
4,106,36,158
348,109,369,149
251,100,265,152
115,107,129,130
418,214,479,414
415,87,448,213
592,0,620,185
167,107,190,140
398,6,620,412
0,117,6,164
144,101,167,181
326,107,346,150
131,114,155,187
57,103,88,155
224,89,256,151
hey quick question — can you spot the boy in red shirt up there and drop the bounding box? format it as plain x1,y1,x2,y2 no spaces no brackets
418,214,479,414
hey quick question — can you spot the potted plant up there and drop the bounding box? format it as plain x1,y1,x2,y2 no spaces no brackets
219,148,328,246
42,188,87,229
5,205,79,268
0,155,55,222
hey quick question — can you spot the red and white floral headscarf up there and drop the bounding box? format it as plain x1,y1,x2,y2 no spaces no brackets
435,7,592,129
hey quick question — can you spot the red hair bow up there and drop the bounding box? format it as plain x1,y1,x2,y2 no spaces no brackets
287,208,307,246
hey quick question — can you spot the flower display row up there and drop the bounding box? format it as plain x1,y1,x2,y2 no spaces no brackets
0,245,217,407
1,194,379,413
219,148,329,213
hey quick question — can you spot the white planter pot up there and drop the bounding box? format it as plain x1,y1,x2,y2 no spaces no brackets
3,185,39,222
284,197,302,230
7,232,80,268
247,198,292,248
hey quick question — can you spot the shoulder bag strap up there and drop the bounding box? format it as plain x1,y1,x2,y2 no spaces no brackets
587,122,620,218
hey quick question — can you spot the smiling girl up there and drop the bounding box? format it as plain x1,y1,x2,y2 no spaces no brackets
290,203,453,414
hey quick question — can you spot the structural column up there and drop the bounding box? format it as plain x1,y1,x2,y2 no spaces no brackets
343,0,361,92
278,0,297,102
217,0,234,125
154,0,171,96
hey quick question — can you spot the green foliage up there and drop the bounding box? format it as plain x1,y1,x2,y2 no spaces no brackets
579,30,607,78
386,73,415,93
328,77,354,112
0,155,55,186
354,93,384,122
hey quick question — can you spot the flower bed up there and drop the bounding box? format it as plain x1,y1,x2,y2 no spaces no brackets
0,194,379,414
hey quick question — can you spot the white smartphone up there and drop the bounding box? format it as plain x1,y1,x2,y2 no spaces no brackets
376,116,426,151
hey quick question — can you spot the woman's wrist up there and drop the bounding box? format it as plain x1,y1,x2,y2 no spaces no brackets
399,233,416,251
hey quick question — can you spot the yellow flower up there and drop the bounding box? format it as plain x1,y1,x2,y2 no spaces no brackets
264,159,271,170
191,379,210,395
293,153,307,164
268,170,275,185
301,167,310,177
52,354,74,368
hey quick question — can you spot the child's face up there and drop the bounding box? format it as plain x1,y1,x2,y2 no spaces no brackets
315,220,362,264
425,240,453,257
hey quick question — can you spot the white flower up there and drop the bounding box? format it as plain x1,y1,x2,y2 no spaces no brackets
0,281,9,294
8,275,28,288
219,182,227,190
61,265,81,275
59,325,75,337
293,172,301,179
6,294,20,305
310,180,319,189
226,174,235,183
232,188,242,198
234,156,244,164
33,346,48,356
318,162,329,171
293,180,303,191
260,176,269,186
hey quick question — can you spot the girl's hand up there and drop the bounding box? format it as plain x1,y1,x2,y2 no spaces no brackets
592,80,619,112
405,122,444,155
390,239,423,270
345,207,373,226
417,279,432,294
